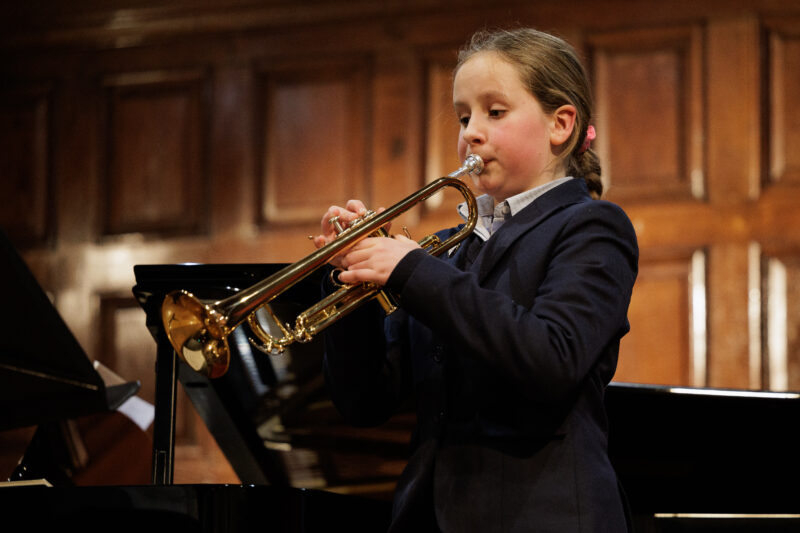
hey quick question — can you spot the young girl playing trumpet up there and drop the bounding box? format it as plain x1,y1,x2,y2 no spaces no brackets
313,27,638,532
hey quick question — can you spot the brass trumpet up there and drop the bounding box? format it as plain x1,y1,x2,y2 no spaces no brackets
161,155,483,378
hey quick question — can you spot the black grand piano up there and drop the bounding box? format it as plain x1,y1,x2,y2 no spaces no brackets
2,234,800,531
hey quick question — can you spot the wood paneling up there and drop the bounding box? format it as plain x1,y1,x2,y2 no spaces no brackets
102,69,208,236
589,25,710,389
591,26,704,202
707,17,761,204
425,60,460,185
615,254,696,386
423,57,477,223
97,296,157,402
761,251,800,391
783,255,800,390
256,60,369,226
707,243,753,388
370,50,424,229
769,19,800,185
0,85,52,246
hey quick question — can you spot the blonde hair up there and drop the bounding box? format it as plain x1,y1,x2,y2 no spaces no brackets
456,28,602,198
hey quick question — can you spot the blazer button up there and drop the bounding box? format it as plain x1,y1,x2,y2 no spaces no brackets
432,345,444,362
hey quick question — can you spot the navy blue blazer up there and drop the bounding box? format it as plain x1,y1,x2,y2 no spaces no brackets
323,178,639,532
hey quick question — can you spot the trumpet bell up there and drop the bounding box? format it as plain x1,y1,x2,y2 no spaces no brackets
162,290,231,378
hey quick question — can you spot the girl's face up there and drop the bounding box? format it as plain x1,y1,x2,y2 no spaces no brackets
453,52,562,202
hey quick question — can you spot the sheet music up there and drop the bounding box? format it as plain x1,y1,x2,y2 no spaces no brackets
93,361,155,431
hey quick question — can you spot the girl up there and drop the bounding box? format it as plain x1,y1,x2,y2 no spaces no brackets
313,28,638,532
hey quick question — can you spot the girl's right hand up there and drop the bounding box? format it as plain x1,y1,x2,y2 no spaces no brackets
311,199,369,268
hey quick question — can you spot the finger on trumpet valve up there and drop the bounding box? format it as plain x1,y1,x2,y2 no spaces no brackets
329,216,346,234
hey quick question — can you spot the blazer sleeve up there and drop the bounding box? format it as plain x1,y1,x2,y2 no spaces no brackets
384,200,638,407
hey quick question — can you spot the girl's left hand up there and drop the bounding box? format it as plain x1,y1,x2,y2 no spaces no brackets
338,235,421,286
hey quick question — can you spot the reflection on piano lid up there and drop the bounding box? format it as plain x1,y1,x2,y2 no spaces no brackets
133,263,411,495
0,229,140,432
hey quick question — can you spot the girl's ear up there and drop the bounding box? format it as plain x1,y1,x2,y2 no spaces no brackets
550,104,576,147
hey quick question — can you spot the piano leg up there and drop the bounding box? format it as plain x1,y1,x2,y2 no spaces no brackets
151,330,178,485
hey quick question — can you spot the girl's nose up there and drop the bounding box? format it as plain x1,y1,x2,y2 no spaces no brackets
462,118,486,145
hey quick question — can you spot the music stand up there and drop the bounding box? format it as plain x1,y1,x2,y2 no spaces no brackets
0,229,139,432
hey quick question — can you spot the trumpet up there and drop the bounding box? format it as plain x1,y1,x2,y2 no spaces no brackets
161,155,483,378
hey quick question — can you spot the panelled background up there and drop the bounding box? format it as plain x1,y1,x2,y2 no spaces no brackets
2,0,800,491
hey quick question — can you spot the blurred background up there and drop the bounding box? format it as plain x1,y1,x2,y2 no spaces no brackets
1,0,799,498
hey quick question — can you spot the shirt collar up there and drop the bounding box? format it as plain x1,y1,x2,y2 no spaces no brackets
458,176,575,241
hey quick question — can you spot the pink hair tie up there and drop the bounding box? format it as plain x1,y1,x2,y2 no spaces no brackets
579,125,596,153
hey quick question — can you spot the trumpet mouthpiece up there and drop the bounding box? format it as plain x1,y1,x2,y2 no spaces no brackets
463,154,484,174
448,154,484,179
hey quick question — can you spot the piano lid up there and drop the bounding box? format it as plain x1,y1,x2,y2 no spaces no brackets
606,381,800,514
0,229,139,431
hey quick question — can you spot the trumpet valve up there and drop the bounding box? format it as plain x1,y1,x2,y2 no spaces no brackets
349,210,375,229
375,288,398,315
417,234,442,251
331,210,385,239
329,215,346,234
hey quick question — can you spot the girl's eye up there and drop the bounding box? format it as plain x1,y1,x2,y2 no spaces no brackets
489,109,506,118
458,116,470,127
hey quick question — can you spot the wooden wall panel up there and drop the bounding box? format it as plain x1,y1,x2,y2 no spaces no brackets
783,256,800,390
761,252,800,391
591,26,704,201
422,58,475,223
370,50,423,230
424,61,459,182
769,20,800,185
257,62,368,226
615,254,697,386
761,18,800,393
98,296,159,404
701,17,763,389
707,17,761,205
707,243,753,389
0,85,51,246
102,70,208,236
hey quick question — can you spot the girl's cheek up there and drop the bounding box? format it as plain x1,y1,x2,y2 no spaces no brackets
457,139,467,161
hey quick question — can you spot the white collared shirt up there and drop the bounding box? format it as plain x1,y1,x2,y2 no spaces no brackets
457,176,574,242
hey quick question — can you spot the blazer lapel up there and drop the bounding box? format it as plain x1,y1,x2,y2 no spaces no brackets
470,178,591,283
